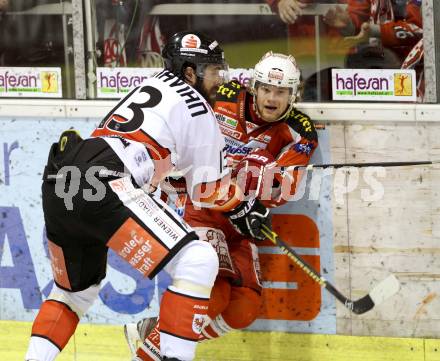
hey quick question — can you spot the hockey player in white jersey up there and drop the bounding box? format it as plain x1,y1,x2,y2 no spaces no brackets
25,31,270,361
124,49,318,361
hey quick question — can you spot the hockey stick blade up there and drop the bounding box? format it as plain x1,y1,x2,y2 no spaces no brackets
369,275,400,308
260,225,400,314
348,274,400,314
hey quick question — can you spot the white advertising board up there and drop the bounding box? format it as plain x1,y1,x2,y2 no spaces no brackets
332,68,417,102
0,67,62,98
96,67,253,98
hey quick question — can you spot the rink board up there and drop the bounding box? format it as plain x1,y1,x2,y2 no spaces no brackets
1,101,440,340
1,320,439,361
0,114,336,334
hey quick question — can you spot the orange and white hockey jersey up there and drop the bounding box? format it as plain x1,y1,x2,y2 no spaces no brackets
214,81,318,207
91,69,229,203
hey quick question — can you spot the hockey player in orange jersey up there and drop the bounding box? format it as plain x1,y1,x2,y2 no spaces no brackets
126,51,318,361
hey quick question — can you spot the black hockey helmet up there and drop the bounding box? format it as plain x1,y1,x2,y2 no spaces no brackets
162,30,228,79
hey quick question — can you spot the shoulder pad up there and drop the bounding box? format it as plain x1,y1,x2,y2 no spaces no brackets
285,108,318,141
216,81,242,102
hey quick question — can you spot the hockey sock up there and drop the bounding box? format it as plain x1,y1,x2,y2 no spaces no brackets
159,288,209,360
30,300,79,349
25,300,79,360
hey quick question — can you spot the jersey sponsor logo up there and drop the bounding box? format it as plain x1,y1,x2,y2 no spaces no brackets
133,196,155,217
255,133,272,144
250,242,262,287
134,150,151,167
293,142,314,155
247,153,270,163
216,105,235,117
136,196,185,243
225,137,244,148
220,125,242,140
118,234,153,258
247,139,268,150
224,144,252,155
107,217,169,278
217,83,237,99
268,70,284,81
246,122,258,132
192,314,207,334
215,113,238,129
153,216,180,242
109,176,133,193
47,240,71,290
290,111,313,132
114,187,187,249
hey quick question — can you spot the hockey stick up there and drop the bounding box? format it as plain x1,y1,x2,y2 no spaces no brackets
286,160,440,171
260,224,400,314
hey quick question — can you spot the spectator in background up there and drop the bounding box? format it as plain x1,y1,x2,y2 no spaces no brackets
134,1,165,67
266,0,308,24
344,43,401,69
264,0,347,102
323,0,422,60
95,0,185,68
0,0,8,12
95,0,135,67
323,0,424,98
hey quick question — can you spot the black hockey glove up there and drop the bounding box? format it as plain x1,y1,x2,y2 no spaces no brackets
225,199,271,241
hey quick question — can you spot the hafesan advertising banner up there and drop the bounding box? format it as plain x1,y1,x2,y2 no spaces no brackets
331,68,416,102
96,67,253,99
96,67,160,98
0,67,62,98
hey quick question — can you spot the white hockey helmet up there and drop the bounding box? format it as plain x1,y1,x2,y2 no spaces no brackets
251,51,301,120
